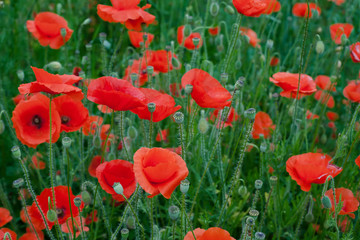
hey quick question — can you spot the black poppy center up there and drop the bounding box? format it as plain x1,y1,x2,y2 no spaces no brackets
56,208,65,219
141,69,147,75
32,115,42,129
61,116,70,125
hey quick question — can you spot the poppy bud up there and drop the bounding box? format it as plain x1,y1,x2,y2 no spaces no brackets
185,84,193,94
260,142,267,152
238,185,248,197
180,179,190,194
320,134,327,144
266,40,274,49
321,196,332,209
62,137,72,148
198,116,209,134
315,41,325,54
121,228,129,239
173,112,184,124
103,40,111,49
249,209,259,220
255,179,263,189
81,56,88,66
99,32,107,43
337,60,342,68
127,126,138,140
47,61,62,72
210,1,219,16
220,73,229,84
11,146,21,159
13,178,24,188
60,28,67,38
244,108,256,120
224,5,235,15
168,205,180,221
148,102,156,113
184,24,192,38
93,134,101,149
126,216,136,229
305,212,314,223
113,182,124,195
16,69,25,81
81,191,92,205
56,3,62,13
270,176,278,187
171,57,180,68
82,18,91,25
47,209,57,222
147,66,154,76
255,232,266,240
74,197,82,207
341,34,348,45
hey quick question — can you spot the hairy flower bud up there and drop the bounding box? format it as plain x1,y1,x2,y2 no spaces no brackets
224,5,235,15
321,196,332,209
210,1,219,16
81,191,92,205
315,41,325,54
113,182,124,195
47,209,57,222
127,126,138,140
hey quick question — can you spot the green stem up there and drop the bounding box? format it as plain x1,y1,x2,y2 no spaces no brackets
66,149,76,240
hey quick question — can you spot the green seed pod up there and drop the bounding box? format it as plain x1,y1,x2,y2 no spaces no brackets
246,216,255,226
168,205,180,221
249,209,259,220
235,79,244,90
220,73,229,84
260,142,267,152
127,126,138,140
147,66,154,76
81,191,92,205
62,137,72,148
224,5,235,15
126,216,136,229
148,102,156,113
255,180,263,190
315,41,325,54
47,61,62,72
16,70,25,81
130,73,138,82
270,176,278,187
210,1,219,16
305,212,314,223
321,196,332,209
198,116,209,134
47,210,57,222
173,112,184,124
244,108,256,120
180,179,190,194
255,232,266,240
185,84,193,94
121,228,129,239
13,178,24,188
238,185,248,197
60,28,67,38
11,146,21,159
192,37,200,47
113,182,124,195
74,197,82,208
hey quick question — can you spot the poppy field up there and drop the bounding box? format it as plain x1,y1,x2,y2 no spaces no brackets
1,0,360,239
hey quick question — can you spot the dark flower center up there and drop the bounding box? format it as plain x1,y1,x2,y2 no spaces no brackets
61,116,70,125
56,208,64,219
32,115,42,129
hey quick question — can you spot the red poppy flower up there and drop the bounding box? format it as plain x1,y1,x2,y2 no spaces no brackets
82,116,103,136
270,57,280,66
0,228,17,240
326,112,339,121
97,0,155,31
286,153,342,191
330,23,354,45
343,80,360,103
292,3,321,18
53,95,89,132
329,0,345,5
252,112,276,139
315,75,336,91
232,0,280,17
208,26,220,36
156,129,169,142
11,94,61,148
314,90,335,108
133,147,189,199
146,50,180,73
96,159,136,202
30,152,45,170
328,121,336,129
124,58,149,87
210,107,240,128
18,67,83,100
306,110,319,120
177,26,203,50
19,232,42,240
130,88,181,122
88,156,104,177
0,208,12,227
240,27,260,48
324,188,359,219
128,31,154,48
269,72,317,99
97,104,112,114
167,146,182,155
61,216,89,237
13,94,28,105
350,42,360,63
355,155,360,169
72,67,82,76
181,69,232,109
184,227,235,240
26,12,73,49
27,186,83,230
87,76,145,111
85,210,98,225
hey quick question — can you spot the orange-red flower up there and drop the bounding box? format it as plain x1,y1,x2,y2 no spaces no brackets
292,3,321,18
355,155,360,169
82,116,103,136
61,216,89,237
184,227,235,240
343,80,360,103
270,72,316,99
324,188,359,219
0,208,12,227
11,94,61,148
232,0,280,17
350,42,360,63
88,156,104,177
30,152,46,170
85,210,98,225
286,153,342,191
96,159,136,202
270,57,280,66
53,95,89,132
181,69,232,109
27,186,83,230
326,112,339,121
156,129,169,142
133,147,188,199
128,31,154,48
314,90,335,108
208,26,220,36
27,12,73,49
329,0,345,5
97,0,156,31
330,23,354,45
177,26,203,50
210,107,240,128
315,75,336,92
130,88,181,122
0,228,17,240
18,67,83,100
252,111,275,139
240,27,260,48
87,76,145,111
306,110,319,120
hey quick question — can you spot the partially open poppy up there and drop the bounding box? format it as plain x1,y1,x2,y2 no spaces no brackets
0,208,12,227
60,216,89,237
330,23,354,45
240,27,260,48
314,90,335,108
96,159,136,202
270,72,317,99
184,227,235,240
131,88,181,122
27,12,73,49
156,129,169,142
181,69,232,109
350,42,360,63
343,80,360,103
30,152,46,170
306,110,319,120
252,111,275,139
326,112,339,121
315,75,336,92
286,153,342,191
232,0,280,17
87,76,145,111
324,188,359,219
133,147,188,199
97,0,155,31
292,3,321,18
0,228,17,240
82,116,103,136
208,26,220,36
177,26,203,50
19,67,83,100
11,94,61,148
128,31,154,48
53,95,89,132
88,156,104,177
